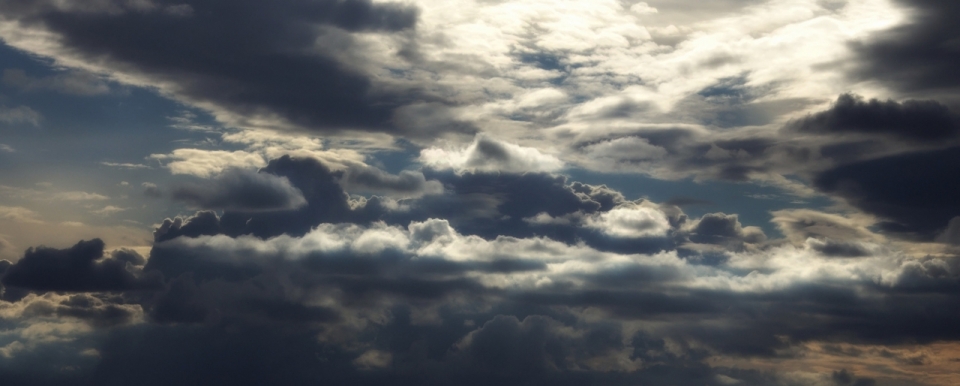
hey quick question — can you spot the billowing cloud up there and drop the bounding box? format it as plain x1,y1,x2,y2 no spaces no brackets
4,0,960,384
420,135,564,173
0,0,425,135
1,239,158,293
169,168,307,212
788,93,960,141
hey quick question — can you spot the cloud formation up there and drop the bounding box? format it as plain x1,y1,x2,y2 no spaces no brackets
169,168,307,212
3,0,960,385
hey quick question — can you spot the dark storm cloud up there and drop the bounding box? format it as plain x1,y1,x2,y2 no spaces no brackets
813,146,960,237
787,94,960,141
852,0,960,96
0,0,434,135
0,239,160,292
169,168,307,212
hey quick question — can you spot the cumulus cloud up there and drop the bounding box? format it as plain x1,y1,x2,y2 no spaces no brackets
169,168,307,212
788,93,960,141
1,239,159,293
685,212,766,246
585,204,672,239
420,135,564,173
5,0,960,384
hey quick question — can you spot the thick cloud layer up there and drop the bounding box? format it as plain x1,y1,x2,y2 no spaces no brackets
4,0,960,385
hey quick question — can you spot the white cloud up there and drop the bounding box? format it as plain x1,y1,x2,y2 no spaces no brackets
585,204,672,238
0,205,42,223
420,135,564,173
149,149,267,178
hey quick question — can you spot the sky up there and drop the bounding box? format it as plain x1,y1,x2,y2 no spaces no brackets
0,0,959,385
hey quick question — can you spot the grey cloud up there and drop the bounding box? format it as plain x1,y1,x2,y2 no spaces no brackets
0,0,433,135
5,205,960,385
2,68,112,96
0,239,161,293
686,213,766,246
340,166,443,197
0,105,41,126
805,238,872,258
154,210,223,242
852,0,960,97
771,209,879,244
170,168,307,212
938,217,960,245
141,182,161,198
787,94,960,142
110,248,146,266
813,146,960,237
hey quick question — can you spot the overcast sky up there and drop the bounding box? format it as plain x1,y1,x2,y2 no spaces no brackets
1,0,960,385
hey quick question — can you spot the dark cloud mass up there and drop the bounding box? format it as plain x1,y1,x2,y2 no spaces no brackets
853,0,960,96
1,239,159,293
6,0,960,384
788,93,960,141
0,0,428,134
170,168,307,212
5,159,960,385
814,146,960,237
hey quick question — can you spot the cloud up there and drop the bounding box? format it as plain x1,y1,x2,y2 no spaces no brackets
787,93,960,142
100,162,151,169
0,206,43,223
1,239,159,293
585,204,671,239
685,212,766,246
851,0,960,96
339,166,443,198
772,209,883,244
0,0,425,135
169,168,308,212
149,149,267,178
2,68,112,96
813,146,960,237
420,135,564,173
91,206,127,216
0,105,41,126
937,216,960,245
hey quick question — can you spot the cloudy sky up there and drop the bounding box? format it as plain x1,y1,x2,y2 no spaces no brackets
1,0,959,384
